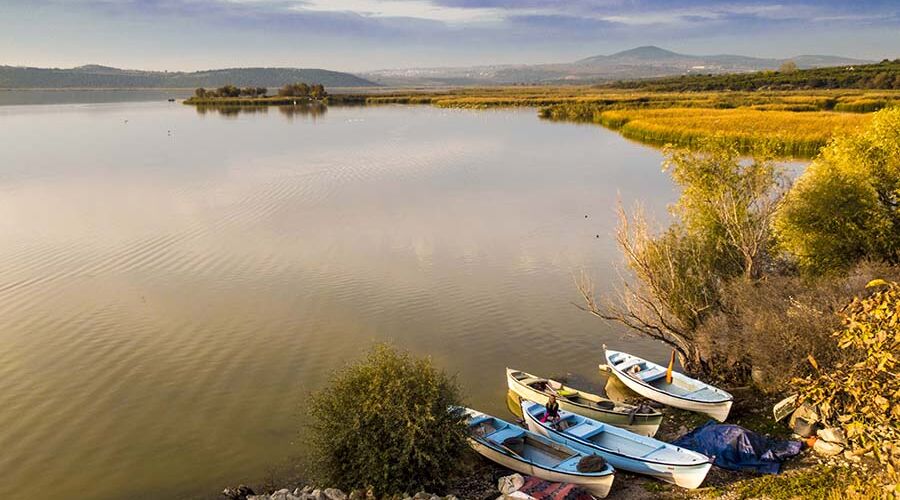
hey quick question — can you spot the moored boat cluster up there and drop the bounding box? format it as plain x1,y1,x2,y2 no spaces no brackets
462,346,734,497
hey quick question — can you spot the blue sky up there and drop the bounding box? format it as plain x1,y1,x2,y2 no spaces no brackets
2,0,898,72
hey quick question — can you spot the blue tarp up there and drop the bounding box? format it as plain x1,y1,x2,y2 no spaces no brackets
672,421,803,474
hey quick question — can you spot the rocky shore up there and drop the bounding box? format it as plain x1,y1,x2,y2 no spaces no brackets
224,485,461,500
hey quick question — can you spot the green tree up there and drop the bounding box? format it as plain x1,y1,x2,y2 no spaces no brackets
308,344,468,496
216,84,240,97
194,87,207,98
779,60,798,73
775,107,900,274
278,82,310,97
310,83,328,100
255,87,267,97
579,139,788,372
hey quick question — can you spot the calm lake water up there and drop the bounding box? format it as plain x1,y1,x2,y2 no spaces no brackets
0,93,677,499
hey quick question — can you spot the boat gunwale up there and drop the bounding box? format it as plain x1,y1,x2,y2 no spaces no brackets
506,368,663,421
603,352,733,405
522,401,713,468
466,418,614,478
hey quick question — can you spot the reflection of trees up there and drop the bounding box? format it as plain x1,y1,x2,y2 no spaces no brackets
278,102,327,121
194,105,270,118
192,102,327,121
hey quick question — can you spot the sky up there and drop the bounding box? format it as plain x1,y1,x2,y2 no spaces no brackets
1,0,899,72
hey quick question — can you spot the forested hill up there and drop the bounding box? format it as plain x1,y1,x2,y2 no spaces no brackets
0,65,378,88
608,59,900,91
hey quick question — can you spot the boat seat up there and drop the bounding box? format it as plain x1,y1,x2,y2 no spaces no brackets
567,422,604,440
488,427,525,445
642,444,667,458
616,359,644,372
637,367,667,383
608,352,625,364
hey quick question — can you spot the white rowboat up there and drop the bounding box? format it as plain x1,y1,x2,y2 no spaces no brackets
522,400,713,489
604,348,733,422
461,407,615,498
507,367,663,436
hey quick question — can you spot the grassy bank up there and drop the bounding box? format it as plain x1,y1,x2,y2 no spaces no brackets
374,88,894,157
185,87,899,157
571,107,870,157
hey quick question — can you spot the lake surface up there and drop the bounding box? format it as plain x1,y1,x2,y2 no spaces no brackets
0,94,677,499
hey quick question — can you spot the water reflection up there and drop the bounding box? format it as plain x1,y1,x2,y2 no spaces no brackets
193,102,328,120
0,101,676,500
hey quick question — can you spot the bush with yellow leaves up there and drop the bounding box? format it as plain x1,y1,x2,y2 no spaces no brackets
797,279,900,462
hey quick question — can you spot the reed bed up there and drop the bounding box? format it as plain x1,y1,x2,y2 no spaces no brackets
592,108,871,157
185,86,897,158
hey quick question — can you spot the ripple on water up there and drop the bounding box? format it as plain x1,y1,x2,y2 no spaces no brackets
0,103,673,499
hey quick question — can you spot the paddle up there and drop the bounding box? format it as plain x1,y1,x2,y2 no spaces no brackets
666,349,676,384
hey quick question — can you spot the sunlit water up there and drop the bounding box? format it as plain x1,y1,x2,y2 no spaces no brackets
0,94,678,499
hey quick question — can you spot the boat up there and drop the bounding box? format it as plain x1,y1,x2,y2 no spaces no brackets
506,367,663,436
521,400,713,489
461,407,615,498
603,348,733,421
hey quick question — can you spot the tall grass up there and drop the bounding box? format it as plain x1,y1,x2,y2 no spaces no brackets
184,86,896,158
591,108,871,157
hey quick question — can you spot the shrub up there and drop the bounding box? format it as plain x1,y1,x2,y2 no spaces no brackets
695,262,900,389
795,280,900,462
775,107,900,274
307,345,468,496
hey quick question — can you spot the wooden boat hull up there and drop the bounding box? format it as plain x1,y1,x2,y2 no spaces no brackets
506,368,662,436
522,401,712,489
603,350,733,422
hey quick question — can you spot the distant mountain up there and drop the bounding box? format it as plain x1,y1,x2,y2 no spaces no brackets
364,46,874,86
0,65,378,89
578,45,683,64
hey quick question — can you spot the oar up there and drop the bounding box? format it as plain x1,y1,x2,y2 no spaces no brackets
665,349,676,383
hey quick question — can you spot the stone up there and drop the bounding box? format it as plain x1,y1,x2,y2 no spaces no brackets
789,403,820,436
311,489,326,500
817,427,848,446
224,485,256,499
293,489,302,497
324,488,347,500
413,492,431,500
844,450,862,463
814,438,844,456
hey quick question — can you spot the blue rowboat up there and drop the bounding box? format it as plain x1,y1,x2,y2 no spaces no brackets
460,407,615,498
522,400,713,489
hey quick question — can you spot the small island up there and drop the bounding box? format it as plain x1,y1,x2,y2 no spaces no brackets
184,82,329,105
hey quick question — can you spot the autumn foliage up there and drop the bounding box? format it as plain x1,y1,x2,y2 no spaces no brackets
797,280,900,462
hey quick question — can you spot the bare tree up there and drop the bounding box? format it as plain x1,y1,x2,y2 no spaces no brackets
575,206,716,370
576,141,789,373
